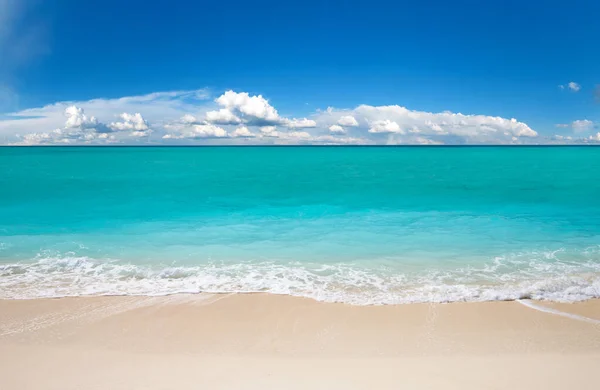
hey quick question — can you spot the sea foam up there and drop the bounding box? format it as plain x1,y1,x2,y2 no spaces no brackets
1,248,599,304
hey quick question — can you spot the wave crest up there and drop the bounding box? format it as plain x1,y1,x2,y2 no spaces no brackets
1,248,600,304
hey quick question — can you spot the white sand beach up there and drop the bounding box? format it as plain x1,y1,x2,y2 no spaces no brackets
1,294,599,389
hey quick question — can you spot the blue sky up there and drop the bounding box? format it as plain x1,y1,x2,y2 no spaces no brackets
1,0,599,145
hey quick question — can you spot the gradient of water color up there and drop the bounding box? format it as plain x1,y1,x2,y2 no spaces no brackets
1,146,599,304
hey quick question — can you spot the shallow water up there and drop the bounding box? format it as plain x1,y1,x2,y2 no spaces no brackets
1,146,599,303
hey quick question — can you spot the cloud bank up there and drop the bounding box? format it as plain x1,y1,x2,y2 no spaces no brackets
16,105,152,144
4,87,594,145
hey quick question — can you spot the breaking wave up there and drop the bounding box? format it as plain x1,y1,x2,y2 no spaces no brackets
1,247,599,304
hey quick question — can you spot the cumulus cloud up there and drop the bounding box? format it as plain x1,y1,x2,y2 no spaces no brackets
0,88,210,142
181,114,199,124
206,91,317,130
285,131,312,139
329,124,346,133
214,90,280,126
559,82,581,92
163,123,228,139
13,105,153,144
368,119,403,134
5,87,546,145
109,113,150,133
259,126,277,135
337,115,359,127
64,105,99,130
19,128,109,145
545,133,600,145
231,126,255,138
284,118,317,128
16,106,111,145
205,108,242,125
130,131,149,138
162,95,314,139
568,82,581,92
318,104,537,143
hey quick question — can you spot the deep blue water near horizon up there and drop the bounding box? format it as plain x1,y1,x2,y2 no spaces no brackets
1,146,599,304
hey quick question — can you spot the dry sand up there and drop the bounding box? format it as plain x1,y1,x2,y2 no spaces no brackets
1,294,599,389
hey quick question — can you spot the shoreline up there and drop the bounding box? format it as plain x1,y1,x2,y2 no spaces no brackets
1,294,600,389
2,289,600,306
3,290,600,303
3,251,599,304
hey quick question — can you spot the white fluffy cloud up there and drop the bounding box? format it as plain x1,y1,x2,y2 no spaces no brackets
16,106,111,145
13,105,153,144
64,105,98,129
329,124,345,133
259,125,277,134
0,88,210,142
231,126,255,138
205,91,317,130
368,119,403,134
568,82,581,92
19,128,114,145
205,108,242,125
358,105,536,138
214,90,280,125
109,113,150,135
285,131,311,139
163,123,228,139
317,104,537,143
337,115,359,127
4,87,548,145
559,82,581,92
546,133,600,145
284,118,317,128
180,114,199,124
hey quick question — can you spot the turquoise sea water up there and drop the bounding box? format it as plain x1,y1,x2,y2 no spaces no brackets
1,146,599,303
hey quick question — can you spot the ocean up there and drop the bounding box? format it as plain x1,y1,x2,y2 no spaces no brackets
1,146,599,304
